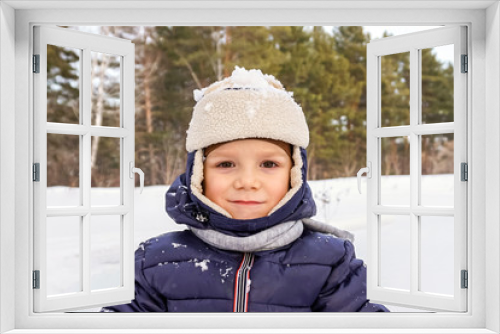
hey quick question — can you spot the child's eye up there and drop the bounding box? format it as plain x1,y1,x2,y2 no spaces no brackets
261,161,278,168
216,161,234,168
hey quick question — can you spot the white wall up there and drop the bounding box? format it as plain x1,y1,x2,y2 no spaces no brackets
486,2,500,333
0,2,16,334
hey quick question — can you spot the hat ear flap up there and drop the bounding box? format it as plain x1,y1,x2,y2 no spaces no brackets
190,149,232,218
268,145,304,215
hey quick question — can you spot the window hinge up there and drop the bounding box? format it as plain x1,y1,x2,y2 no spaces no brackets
33,270,40,289
33,54,40,73
461,270,468,289
33,163,40,182
461,162,468,181
461,54,468,73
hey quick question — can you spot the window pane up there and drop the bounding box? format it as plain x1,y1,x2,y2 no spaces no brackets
47,45,80,124
47,133,80,207
381,136,410,206
91,137,121,206
420,216,454,296
380,215,411,291
91,215,121,290
47,216,81,296
421,45,454,124
421,134,454,207
91,51,121,127
381,52,410,127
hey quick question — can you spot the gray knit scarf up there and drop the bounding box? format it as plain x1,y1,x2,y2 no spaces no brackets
190,218,354,252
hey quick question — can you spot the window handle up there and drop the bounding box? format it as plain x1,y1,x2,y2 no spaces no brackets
129,161,145,194
356,162,372,194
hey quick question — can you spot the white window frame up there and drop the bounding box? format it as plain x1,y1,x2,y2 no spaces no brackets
32,25,136,312
1,1,499,333
365,26,468,312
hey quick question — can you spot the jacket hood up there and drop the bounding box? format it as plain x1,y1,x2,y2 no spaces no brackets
165,147,316,237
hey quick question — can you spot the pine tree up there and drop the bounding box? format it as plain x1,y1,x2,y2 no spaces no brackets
152,26,222,184
47,26,456,186
46,44,80,187
331,26,370,178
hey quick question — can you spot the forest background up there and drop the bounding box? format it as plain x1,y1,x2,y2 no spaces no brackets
46,26,454,188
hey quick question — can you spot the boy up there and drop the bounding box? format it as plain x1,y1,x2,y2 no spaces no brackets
102,67,388,312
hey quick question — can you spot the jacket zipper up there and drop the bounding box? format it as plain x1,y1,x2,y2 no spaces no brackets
233,252,255,312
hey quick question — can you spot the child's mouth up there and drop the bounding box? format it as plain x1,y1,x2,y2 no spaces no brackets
231,200,263,205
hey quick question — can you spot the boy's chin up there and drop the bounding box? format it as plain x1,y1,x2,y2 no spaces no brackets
229,209,269,220
231,213,267,220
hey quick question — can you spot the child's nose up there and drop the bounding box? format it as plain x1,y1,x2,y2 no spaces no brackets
234,168,260,189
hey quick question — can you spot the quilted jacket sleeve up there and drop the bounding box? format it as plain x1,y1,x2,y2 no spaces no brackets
101,244,167,312
312,239,389,312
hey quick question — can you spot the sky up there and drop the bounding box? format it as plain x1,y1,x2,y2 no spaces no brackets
71,25,455,66
321,25,454,65
362,25,442,39
362,25,454,65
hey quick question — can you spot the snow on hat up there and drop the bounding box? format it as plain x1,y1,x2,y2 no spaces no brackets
186,66,309,152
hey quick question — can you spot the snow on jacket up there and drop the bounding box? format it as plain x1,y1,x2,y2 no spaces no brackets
102,149,388,312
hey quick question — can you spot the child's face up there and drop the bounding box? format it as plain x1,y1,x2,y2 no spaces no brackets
203,139,292,220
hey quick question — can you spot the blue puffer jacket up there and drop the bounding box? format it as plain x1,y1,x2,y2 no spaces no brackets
103,149,388,312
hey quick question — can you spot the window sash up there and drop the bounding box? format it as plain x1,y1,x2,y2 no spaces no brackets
366,26,468,312
32,25,136,312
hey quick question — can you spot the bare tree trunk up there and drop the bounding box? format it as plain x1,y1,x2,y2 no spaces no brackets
163,137,184,185
384,141,398,176
168,143,181,185
387,140,401,175
144,76,157,185
307,146,315,181
163,137,174,185
341,137,360,177
404,139,410,174
90,33,110,171
164,144,171,185
343,161,356,177
224,26,232,77
180,57,203,89
210,28,224,81
143,27,158,185
216,33,223,80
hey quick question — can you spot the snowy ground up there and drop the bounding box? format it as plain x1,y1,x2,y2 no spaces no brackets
46,174,455,313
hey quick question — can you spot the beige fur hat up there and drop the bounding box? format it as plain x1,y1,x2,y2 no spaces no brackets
186,67,309,153
186,67,310,218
